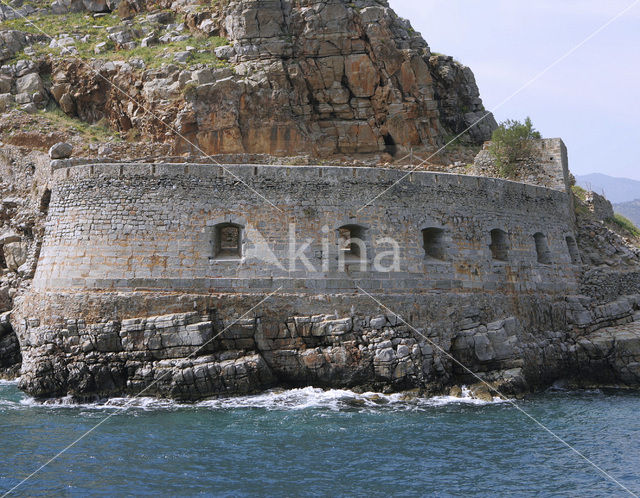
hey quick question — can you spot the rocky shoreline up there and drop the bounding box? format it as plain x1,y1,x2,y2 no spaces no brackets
5,287,638,402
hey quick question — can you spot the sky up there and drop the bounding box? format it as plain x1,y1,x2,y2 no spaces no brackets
389,0,640,180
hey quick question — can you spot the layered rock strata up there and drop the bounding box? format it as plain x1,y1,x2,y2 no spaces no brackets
1,0,496,159
15,292,640,400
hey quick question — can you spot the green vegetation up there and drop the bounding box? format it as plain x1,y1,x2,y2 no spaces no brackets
608,213,640,239
113,36,228,68
181,81,198,98
1,10,125,39
571,185,591,216
0,10,228,68
443,133,465,146
489,117,542,179
193,0,221,13
38,103,120,142
571,185,588,202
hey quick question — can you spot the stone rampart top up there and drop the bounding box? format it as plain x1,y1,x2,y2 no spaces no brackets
49,160,570,202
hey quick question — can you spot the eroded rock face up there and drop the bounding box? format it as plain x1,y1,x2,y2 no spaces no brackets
35,0,495,160
176,0,496,157
0,146,51,376
0,30,28,64
17,311,428,400
15,293,640,400
0,312,21,378
429,55,498,144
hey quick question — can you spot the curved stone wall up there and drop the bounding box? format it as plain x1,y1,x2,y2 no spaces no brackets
13,162,596,400
33,162,579,298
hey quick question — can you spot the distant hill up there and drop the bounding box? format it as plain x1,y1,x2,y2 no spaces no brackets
614,199,640,227
576,173,640,204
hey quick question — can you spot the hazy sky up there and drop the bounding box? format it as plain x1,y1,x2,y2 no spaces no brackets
389,0,640,180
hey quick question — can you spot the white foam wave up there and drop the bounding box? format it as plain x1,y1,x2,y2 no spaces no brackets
18,395,187,411
0,379,19,385
7,386,505,413
198,386,505,411
420,386,506,407
199,387,389,411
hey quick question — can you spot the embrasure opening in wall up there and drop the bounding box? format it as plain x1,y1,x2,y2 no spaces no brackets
490,229,510,261
212,223,243,260
338,225,367,262
422,228,446,260
534,232,552,264
565,236,581,265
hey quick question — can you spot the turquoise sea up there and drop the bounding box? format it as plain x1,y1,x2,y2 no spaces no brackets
0,381,638,496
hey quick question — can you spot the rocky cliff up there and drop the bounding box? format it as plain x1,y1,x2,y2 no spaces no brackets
0,0,496,161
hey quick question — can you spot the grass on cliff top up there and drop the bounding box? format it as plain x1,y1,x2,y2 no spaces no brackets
571,185,588,202
0,102,120,152
608,213,640,239
571,185,591,216
1,11,228,68
1,10,126,37
111,36,228,68
36,104,120,143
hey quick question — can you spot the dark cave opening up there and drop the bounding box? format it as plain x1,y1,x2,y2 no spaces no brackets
383,133,398,156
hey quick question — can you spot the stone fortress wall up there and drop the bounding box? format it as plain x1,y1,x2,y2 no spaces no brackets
32,160,580,301
21,151,635,401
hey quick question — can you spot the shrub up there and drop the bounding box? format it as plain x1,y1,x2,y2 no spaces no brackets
571,185,589,202
609,214,640,238
488,117,542,178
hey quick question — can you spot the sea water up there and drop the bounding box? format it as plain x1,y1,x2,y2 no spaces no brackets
0,380,638,496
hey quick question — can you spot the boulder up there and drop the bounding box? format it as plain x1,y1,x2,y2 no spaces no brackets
49,142,73,159
59,93,75,114
214,45,234,61
0,75,11,93
0,30,27,64
15,92,32,104
22,102,37,114
146,11,172,24
0,93,13,111
198,18,218,36
15,72,42,95
50,83,66,101
98,143,113,156
3,241,28,270
192,69,214,85
82,0,110,12
140,35,156,48
174,51,191,64
107,28,134,46
50,0,84,14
